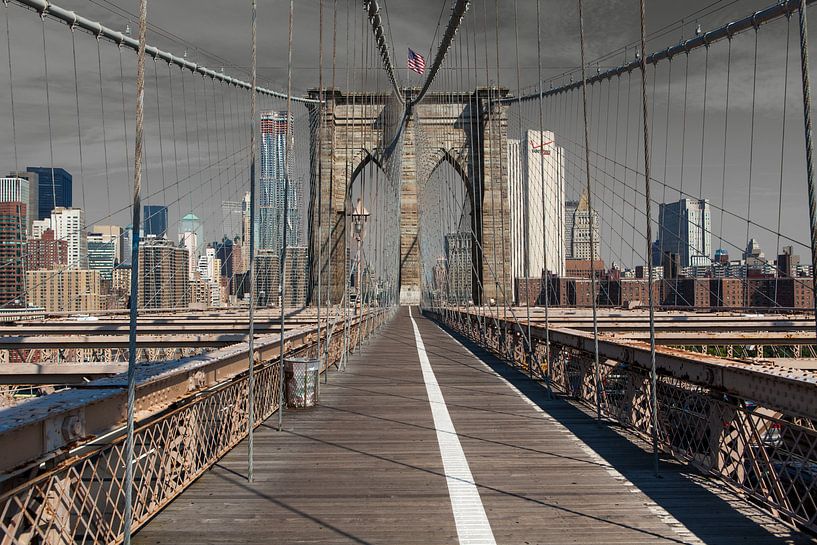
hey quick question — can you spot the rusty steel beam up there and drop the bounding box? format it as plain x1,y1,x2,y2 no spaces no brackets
428,309,817,418
0,305,316,321
0,363,128,384
0,324,313,337
0,334,249,350
608,331,817,345
551,326,817,418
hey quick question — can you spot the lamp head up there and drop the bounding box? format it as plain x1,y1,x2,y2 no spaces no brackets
351,198,370,237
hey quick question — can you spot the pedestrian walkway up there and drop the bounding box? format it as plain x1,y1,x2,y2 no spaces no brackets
135,307,814,544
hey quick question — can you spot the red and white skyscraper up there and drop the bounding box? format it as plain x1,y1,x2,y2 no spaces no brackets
507,130,566,278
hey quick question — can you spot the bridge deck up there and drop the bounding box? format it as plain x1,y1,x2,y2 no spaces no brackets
135,308,814,544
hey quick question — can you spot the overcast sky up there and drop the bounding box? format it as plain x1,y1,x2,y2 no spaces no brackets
0,0,812,269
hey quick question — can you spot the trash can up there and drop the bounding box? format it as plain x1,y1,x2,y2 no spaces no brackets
285,357,320,408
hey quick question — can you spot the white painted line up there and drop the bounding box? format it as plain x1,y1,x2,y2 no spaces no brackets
435,322,705,545
408,307,497,545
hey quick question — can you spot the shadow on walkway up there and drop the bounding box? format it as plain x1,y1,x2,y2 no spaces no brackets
439,321,815,545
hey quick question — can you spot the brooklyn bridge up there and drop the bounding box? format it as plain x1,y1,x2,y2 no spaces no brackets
2,0,817,543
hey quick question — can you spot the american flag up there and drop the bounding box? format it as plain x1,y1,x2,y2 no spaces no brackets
407,48,426,75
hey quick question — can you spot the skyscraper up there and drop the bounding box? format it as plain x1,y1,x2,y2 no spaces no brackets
565,201,577,258
121,225,138,265
51,207,87,269
255,250,280,307
137,238,189,309
31,218,51,240
507,130,565,280
778,246,799,278
26,228,68,271
26,167,72,221
242,191,251,271
565,190,600,260
1,174,37,234
144,205,168,238
179,213,203,276
283,246,309,306
222,201,243,240
0,202,26,307
26,269,101,312
215,237,235,282
87,232,117,281
658,198,712,268
179,212,204,243
445,232,473,304
179,231,198,276
90,225,123,264
259,111,299,251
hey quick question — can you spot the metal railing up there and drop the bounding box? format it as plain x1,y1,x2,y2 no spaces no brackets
0,308,392,544
431,307,817,533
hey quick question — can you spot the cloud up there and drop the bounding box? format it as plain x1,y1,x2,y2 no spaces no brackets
0,0,810,268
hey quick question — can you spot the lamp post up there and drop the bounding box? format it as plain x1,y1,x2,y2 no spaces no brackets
351,197,369,349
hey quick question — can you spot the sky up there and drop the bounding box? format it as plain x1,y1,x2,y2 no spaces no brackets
0,0,812,270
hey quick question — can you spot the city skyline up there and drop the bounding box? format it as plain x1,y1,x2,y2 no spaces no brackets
0,0,809,274
2,4,817,542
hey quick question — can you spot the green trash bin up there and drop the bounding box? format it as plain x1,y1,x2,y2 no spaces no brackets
285,357,320,408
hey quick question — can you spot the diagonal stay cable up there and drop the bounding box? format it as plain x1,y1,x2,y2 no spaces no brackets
411,0,470,107
363,0,404,103
11,0,320,104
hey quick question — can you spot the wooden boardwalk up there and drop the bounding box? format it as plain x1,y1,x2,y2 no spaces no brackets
135,307,815,544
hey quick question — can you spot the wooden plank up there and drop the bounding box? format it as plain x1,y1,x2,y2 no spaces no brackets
134,308,816,544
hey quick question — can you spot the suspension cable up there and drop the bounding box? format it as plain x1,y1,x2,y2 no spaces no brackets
797,0,817,335
637,0,660,478
12,0,319,103
411,0,470,106
514,0,817,103
246,0,258,483
277,0,295,432
577,0,603,421
363,0,403,103
123,0,147,542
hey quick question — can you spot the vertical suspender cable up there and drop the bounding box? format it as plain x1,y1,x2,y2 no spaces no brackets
70,29,86,212
4,1,18,172
41,16,58,245
123,1,148,542
745,29,759,310
246,0,258,483
494,0,508,328
278,0,295,432
577,0,602,421
638,0,660,478
718,40,731,268
341,0,350,371
775,15,792,306
797,0,817,336
513,0,533,377
119,47,132,207
323,0,337,376
535,0,553,395
317,0,324,389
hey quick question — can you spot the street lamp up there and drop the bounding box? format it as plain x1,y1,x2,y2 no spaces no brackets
351,197,370,301
351,197,370,243
350,198,369,349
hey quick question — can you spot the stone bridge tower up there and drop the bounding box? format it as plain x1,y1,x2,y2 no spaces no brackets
307,89,511,306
